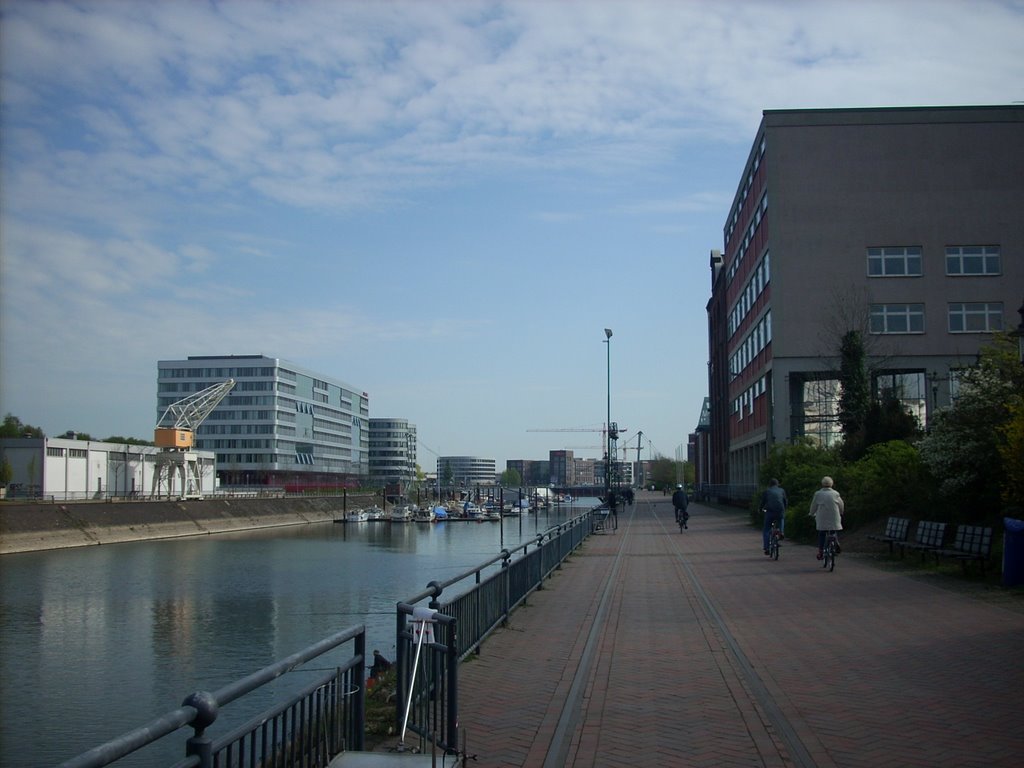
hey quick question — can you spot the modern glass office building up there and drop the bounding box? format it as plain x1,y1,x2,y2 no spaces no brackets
438,456,496,487
157,355,369,489
368,418,417,490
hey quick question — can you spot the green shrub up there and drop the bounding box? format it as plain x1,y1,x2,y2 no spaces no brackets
752,440,841,542
839,441,920,527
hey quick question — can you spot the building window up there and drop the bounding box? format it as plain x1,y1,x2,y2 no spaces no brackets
869,304,924,334
867,246,922,277
948,302,1004,333
946,245,1000,275
792,377,842,449
47,447,65,457
874,371,926,430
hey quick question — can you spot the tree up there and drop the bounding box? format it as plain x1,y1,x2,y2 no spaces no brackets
0,455,12,488
1,414,45,438
837,330,871,459
999,401,1024,513
862,393,922,447
918,333,1024,519
648,457,682,490
104,436,155,446
500,468,522,486
62,430,94,441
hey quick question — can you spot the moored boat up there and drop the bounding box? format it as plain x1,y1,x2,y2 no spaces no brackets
413,506,437,523
390,505,414,522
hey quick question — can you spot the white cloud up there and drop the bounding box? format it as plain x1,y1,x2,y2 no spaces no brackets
1,0,1021,451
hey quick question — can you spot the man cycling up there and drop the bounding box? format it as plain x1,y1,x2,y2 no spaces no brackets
672,484,689,529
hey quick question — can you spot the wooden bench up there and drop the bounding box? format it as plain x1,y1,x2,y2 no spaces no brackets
897,520,947,560
932,525,994,574
866,516,911,554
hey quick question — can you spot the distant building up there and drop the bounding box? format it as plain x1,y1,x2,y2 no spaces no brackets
0,437,215,501
594,458,632,488
692,398,711,489
505,459,549,486
574,457,597,486
548,450,575,486
438,456,496,487
157,355,369,489
707,105,1024,488
368,418,417,491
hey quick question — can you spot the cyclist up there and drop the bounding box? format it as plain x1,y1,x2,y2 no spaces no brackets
808,476,844,560
672,484,689,529
760,478,788,556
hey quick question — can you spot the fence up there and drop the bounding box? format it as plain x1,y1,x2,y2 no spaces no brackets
393,506,598,756
60,626,367,768
54,505,601,765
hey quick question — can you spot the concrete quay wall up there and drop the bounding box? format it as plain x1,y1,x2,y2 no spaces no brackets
0,495,378,555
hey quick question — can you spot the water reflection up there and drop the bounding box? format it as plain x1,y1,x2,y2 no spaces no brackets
0,501,595,766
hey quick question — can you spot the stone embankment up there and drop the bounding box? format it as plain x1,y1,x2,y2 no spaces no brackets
0,495,379,555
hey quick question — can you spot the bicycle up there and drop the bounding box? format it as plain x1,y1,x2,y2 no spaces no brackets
821,530,840,572
768,520,781,560
675,507,689,532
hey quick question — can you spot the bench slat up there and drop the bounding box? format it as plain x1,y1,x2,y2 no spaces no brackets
933,525,993,574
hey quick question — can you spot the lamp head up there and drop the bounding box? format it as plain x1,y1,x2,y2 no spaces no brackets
604,328,613,339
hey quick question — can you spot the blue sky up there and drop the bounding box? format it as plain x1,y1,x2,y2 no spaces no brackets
1,0,1022,468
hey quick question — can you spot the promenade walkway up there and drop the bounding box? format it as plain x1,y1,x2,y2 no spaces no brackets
454,493,1024,767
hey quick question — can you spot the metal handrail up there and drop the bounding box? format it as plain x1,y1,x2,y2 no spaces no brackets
393,506,600,755
60,625,366,768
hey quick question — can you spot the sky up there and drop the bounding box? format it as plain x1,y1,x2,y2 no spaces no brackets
1,0,1022,469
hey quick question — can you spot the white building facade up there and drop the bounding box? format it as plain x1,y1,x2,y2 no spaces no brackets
0,437,216,501
157,355,369,490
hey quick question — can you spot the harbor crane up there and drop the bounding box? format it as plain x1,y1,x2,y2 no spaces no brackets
153,378,235,500
526,424,627,441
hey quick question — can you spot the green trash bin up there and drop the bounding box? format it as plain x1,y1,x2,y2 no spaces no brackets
1002,518,1024,587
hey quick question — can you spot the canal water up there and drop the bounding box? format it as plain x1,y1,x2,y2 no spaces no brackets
0,501,598,767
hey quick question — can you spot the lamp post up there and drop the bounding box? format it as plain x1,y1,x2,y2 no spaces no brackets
603,328,613,503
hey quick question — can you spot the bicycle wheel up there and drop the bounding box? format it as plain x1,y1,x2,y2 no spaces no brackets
770,534,779,560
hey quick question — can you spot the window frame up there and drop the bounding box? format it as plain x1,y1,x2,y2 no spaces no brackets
867,246,922,278
869,303,925,334
948,302,1004,333
945,245,1000,276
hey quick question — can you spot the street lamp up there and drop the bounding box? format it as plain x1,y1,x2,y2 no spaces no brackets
603,328,612,502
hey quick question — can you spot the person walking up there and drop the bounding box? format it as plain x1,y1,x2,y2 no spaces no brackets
808,476,844,560
760,478,788,555
672,484,689,528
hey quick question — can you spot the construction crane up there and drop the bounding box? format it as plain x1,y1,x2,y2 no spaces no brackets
619,431,646,487
153,378,235,499
527,424,628,441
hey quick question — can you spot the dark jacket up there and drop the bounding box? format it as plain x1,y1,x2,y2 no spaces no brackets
672,489,689,509
760,486,788,517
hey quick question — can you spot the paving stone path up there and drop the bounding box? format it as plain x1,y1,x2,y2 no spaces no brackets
454,494,1024,767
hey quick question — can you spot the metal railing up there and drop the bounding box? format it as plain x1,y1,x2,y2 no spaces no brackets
60,626,367,768
393,506,598,755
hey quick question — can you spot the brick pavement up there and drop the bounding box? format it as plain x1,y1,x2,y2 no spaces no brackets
454,493,1024,767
